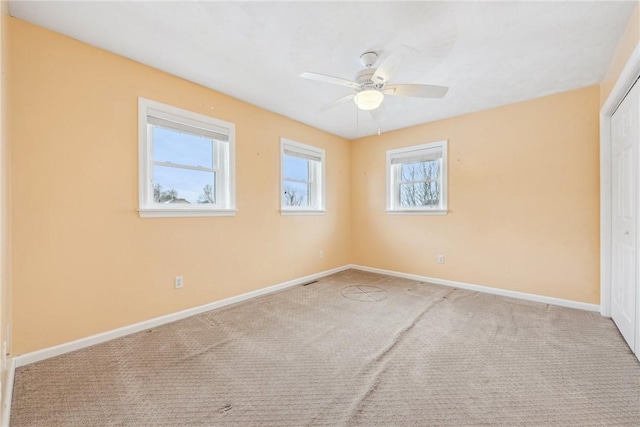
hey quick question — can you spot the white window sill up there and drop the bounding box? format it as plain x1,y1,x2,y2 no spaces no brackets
139,208,238,218
386,209,448,216
280,209,326,216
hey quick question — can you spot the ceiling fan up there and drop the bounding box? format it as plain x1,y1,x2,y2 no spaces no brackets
300,46,449,118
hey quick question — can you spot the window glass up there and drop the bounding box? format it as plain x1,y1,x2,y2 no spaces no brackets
399,160,440,207
153,165,215,204
283,181,310,207
283,155,310,181
152,127,214,169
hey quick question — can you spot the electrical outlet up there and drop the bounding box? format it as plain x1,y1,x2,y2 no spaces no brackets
175,276,184,289
319,250,324,259
438,255,445,264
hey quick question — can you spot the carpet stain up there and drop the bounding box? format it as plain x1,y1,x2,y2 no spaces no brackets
217,404,232,414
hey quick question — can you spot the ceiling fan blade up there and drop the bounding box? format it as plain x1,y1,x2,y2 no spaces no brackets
372,45,420,84
383,84,449,99
300,72,360,89
319,93,354,113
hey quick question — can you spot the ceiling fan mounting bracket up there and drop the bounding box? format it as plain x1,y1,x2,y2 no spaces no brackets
360,51,378,68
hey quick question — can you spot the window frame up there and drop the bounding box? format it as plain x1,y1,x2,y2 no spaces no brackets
280,138,326,215
386,140,448,215
138,97,236,218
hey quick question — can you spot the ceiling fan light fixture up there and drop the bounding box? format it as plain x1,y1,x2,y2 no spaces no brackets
354,89,384,111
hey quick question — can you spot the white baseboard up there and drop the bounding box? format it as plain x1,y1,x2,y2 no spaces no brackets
1,356,15,427
13,265,350,369
349,264,600,312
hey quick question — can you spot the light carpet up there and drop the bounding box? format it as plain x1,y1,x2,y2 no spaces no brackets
10,270,640,426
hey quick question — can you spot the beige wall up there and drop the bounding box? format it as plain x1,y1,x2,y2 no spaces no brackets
1,1,11,417
8,18,352,355
601,2,640,105
351,86,600,304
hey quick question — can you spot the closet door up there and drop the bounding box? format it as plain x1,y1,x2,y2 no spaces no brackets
611,81,639,353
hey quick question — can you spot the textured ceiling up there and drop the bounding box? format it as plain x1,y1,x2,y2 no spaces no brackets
9,1,636,140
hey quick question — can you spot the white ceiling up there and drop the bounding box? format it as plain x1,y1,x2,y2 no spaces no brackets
9,1,636,140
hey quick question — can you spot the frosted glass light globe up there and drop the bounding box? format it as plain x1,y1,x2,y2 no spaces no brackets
354,89,384,111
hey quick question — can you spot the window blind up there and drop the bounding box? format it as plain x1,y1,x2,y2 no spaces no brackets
283,145,322,162
390,146,442,164
148,112,229,142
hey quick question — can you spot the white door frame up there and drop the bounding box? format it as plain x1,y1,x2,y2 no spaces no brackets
601,41,640,357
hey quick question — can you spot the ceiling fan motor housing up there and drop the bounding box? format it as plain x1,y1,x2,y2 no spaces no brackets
356,69,385,91
356,69,376,87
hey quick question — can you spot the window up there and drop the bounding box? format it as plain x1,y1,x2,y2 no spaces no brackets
281,138,325,214
387,140,448,214
138,98,236,217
